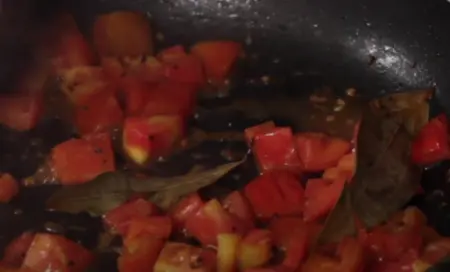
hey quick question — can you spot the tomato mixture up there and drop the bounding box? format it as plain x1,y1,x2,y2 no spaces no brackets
0,9,448,272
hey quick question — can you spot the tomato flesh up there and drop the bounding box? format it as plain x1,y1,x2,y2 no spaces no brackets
2,232,35,267
244,171,304,219
170,193,204,230
222,191,256,232
118,236,164,272
252,127,303,174
295,132,351,172
191,41,242,82
154,242,216,272
22,233,93,272
0,173,19,203
411,114,450,165
51,132,115,185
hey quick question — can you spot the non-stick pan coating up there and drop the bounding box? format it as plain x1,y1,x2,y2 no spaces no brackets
1,0,450,269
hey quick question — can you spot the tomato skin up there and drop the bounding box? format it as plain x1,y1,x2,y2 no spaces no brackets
0,173,19,203
412,114,450,165
252,127,303,174
191,41,242,82
295,133,351,172
222,191,256,231
0,94,42,131
244,121,276,145
303,178,345,222
238,230,273,270
2,232,35,267
93,11,152,57
118,236,164,272
22,233,93,272
244,171,304,219
103,198,159,235
170,193,204,230
51,133,115,185
185,199,244,246
125,216,173,241
154,242,216,272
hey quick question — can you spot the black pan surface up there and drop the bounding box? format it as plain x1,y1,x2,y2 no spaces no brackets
1,0,450,270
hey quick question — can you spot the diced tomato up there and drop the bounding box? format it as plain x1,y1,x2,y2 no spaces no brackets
93,11,152,57
49,15,95,72
0,265,35,272
244,171,304,219
191,41,242,82
421,238,450,265
369,249,419,272
322,167,353,182
269,217,321,269
119,77,152,116
141,81,198,118
217,233,241,272
103,198,159,235
125,216,172,241
0,94,42,131
164,55,205,85
244,267,291,272
411,114,450,165
101,57,125,81
295,132,351,172
337,153,356,172
22,233,93,272
2,232,35,267
362,222,422,262
244,121,276,145
51,33,96,73
0,173,19,203
170,193,204,230
51,133,115,185
75,89,124,135
157,45,187,63
154,242,216,272
134,57,166,83
222,191,255,231
252,127,303,174
123,115,183,165
185,199,244,245
118,236,164,272
59,66,108,102
303,178,345,222
238,229,273,270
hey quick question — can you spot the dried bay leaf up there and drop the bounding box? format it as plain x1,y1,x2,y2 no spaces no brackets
317,90,429,243
46,159,245,215
350,105,422,229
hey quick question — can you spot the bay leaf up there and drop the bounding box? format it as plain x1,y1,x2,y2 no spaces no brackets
316,90,429,242
350,106,421,228
316,184,356,244
370,89,432,136
46,159,244,215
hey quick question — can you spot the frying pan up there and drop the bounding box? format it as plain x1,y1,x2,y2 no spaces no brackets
1,0,450,270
